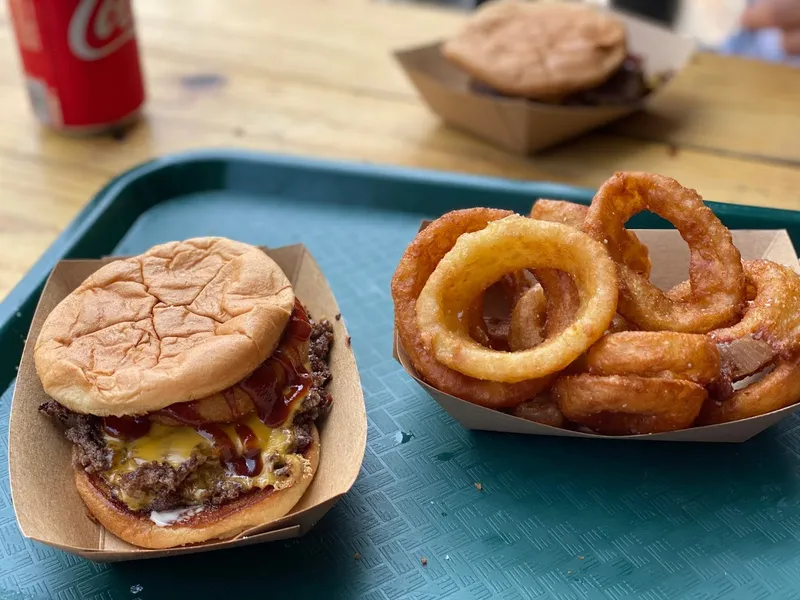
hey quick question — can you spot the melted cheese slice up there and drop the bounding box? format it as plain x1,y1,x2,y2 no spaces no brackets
103,389,310,511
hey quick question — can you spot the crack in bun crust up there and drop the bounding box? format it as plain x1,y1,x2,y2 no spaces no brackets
34,237,296,416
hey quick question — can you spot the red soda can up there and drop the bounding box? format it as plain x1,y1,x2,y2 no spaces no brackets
8,0,145,133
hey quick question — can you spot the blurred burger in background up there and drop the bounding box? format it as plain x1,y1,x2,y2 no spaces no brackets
443,0,668,106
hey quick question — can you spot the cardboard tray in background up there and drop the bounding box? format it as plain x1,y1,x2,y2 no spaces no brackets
394,9,696,154
8,244,367,562
395,227,800,443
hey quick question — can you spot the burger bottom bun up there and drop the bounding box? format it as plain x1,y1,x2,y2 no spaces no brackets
74,424,319,550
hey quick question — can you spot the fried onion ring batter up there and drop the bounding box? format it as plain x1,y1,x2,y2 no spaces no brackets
583,172,745,333
416,216,618,383
391,209,552,407
529,198,647,339
707,260,800,361
583,331,720,384
697,359,800,424
508,284,547,351
554,374,707,435
670,260,800,381
530,198,651,277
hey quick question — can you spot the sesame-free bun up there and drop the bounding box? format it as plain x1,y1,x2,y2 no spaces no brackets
442,0,627,99
34,237,295,416
74,424,320,549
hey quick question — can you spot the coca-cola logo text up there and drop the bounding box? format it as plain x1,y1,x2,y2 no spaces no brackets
68,0,135,61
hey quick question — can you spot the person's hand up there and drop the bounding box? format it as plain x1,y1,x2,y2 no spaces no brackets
742,0,800,53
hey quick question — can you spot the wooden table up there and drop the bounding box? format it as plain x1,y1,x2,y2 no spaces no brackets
0,0,798,300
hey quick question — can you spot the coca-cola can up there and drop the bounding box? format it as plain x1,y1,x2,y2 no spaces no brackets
8,0,145,133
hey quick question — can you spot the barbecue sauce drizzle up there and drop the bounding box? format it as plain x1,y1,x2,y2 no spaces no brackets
103,300,313,478
103,415,150,440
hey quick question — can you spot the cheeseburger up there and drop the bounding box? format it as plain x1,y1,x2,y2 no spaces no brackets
35,238,334,549
443,0,661,106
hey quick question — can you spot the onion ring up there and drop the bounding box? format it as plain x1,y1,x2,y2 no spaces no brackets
507,274,628,354
554,374,707,435
531,198,651,277
530,198,588,226
416,215,618,383
670,260,800,380
534,269,581,338
391,209,552,407
706,260,800,360
582,172,745,333
583,331,720,384
528,201,584,338
508,284,546,351
697,359,800,425
512,394,565,428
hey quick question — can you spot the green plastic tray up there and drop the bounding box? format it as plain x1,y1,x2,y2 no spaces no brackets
2,150,800,600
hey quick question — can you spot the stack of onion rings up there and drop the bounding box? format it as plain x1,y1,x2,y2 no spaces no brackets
391,173,800,435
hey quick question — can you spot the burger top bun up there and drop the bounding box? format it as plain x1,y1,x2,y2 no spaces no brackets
34,237,295,417
442,0,627,99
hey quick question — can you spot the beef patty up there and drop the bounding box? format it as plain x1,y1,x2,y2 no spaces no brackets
40,315,334,512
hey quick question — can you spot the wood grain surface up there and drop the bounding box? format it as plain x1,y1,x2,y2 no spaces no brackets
0,0,798,299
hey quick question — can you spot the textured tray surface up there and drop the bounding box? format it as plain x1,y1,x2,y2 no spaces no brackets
3,155,800,599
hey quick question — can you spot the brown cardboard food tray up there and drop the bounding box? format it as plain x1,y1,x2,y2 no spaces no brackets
9,244,367,561
394,8,695,154
394,227,800,443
